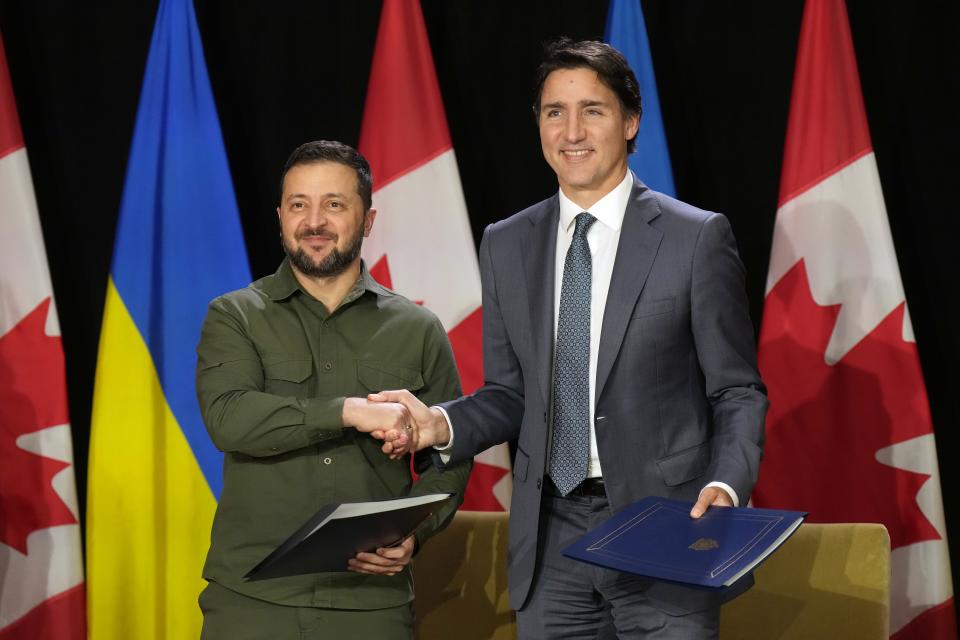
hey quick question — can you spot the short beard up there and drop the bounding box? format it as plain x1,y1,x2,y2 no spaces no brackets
282,222,364,279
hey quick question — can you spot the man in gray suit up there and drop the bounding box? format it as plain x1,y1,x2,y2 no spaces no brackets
372,38,767,639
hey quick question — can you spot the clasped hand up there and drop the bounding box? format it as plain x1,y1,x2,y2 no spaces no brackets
341,391,445,458
342,396,411,437
365,389,447,459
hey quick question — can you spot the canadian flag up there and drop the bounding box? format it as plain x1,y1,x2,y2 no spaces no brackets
358,0,510,511
752,1,957,637
0,36,86,639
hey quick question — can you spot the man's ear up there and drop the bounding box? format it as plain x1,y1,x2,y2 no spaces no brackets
624,112,639,142
363,207,378,237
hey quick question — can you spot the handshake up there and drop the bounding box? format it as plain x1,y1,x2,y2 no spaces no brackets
341,390,450,459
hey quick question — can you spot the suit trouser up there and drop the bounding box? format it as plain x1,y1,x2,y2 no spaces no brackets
516,481,720,640
199,580,414,640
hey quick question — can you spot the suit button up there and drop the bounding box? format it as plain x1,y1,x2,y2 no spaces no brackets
595,415,606,423
323,457,332,465
323,362,333,371
536,478,542,490
543,412,547,423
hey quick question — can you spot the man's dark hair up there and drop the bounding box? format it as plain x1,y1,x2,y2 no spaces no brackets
532,38,643,153
278,140,373,210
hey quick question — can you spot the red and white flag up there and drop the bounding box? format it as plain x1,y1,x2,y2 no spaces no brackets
753,1,956,637
0,35,86,639
358,0,510,511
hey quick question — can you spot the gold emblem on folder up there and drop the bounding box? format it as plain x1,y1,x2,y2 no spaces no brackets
689,538,719,551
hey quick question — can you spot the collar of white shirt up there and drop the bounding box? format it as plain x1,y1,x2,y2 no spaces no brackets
557,171,634,233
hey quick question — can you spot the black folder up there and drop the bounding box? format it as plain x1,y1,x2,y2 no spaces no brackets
245,493,454,581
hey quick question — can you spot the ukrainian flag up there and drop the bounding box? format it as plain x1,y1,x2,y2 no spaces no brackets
605,0,677,197
87,0,250,637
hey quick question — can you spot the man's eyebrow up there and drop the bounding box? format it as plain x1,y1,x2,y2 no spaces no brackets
285,191,347,201
540,99,611,111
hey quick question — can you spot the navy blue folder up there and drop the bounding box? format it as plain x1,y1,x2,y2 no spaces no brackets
562,496,806,589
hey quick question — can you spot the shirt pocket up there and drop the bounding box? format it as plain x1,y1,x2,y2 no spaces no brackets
356,359,425,393
261,353,313,396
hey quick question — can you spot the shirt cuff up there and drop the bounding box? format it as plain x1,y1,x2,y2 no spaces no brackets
701,481,739,507
432,405,454,464
304,396,348,440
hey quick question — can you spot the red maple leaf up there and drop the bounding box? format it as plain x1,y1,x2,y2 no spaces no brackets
371,254,485,394
752,260,939,550
447,307,483,394
369,254,395,290
459,461,510,511
0,298,76,553
370,255,423,305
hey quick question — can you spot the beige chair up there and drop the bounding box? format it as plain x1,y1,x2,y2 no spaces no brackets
414,511,515,640
721,522,890,639
414,512,889,640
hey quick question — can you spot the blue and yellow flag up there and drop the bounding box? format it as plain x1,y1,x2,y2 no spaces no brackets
87,0,250,636
605,0,676,196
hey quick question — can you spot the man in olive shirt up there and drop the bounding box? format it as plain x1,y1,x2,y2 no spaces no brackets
195,140,470,639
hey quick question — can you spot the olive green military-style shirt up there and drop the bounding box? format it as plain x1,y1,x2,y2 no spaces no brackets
196,259,471,609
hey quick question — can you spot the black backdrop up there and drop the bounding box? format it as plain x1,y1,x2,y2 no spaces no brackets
2,0,958,614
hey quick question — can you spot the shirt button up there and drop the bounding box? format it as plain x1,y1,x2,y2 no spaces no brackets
323,362,333,371
323,457,332,465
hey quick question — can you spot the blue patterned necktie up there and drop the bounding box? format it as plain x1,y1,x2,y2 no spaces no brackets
549,212,596,496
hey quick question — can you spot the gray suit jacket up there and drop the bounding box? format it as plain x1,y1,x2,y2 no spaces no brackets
440,178,768,613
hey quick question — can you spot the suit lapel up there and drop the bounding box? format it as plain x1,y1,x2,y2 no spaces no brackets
596,181,663,401
522,195,559,409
